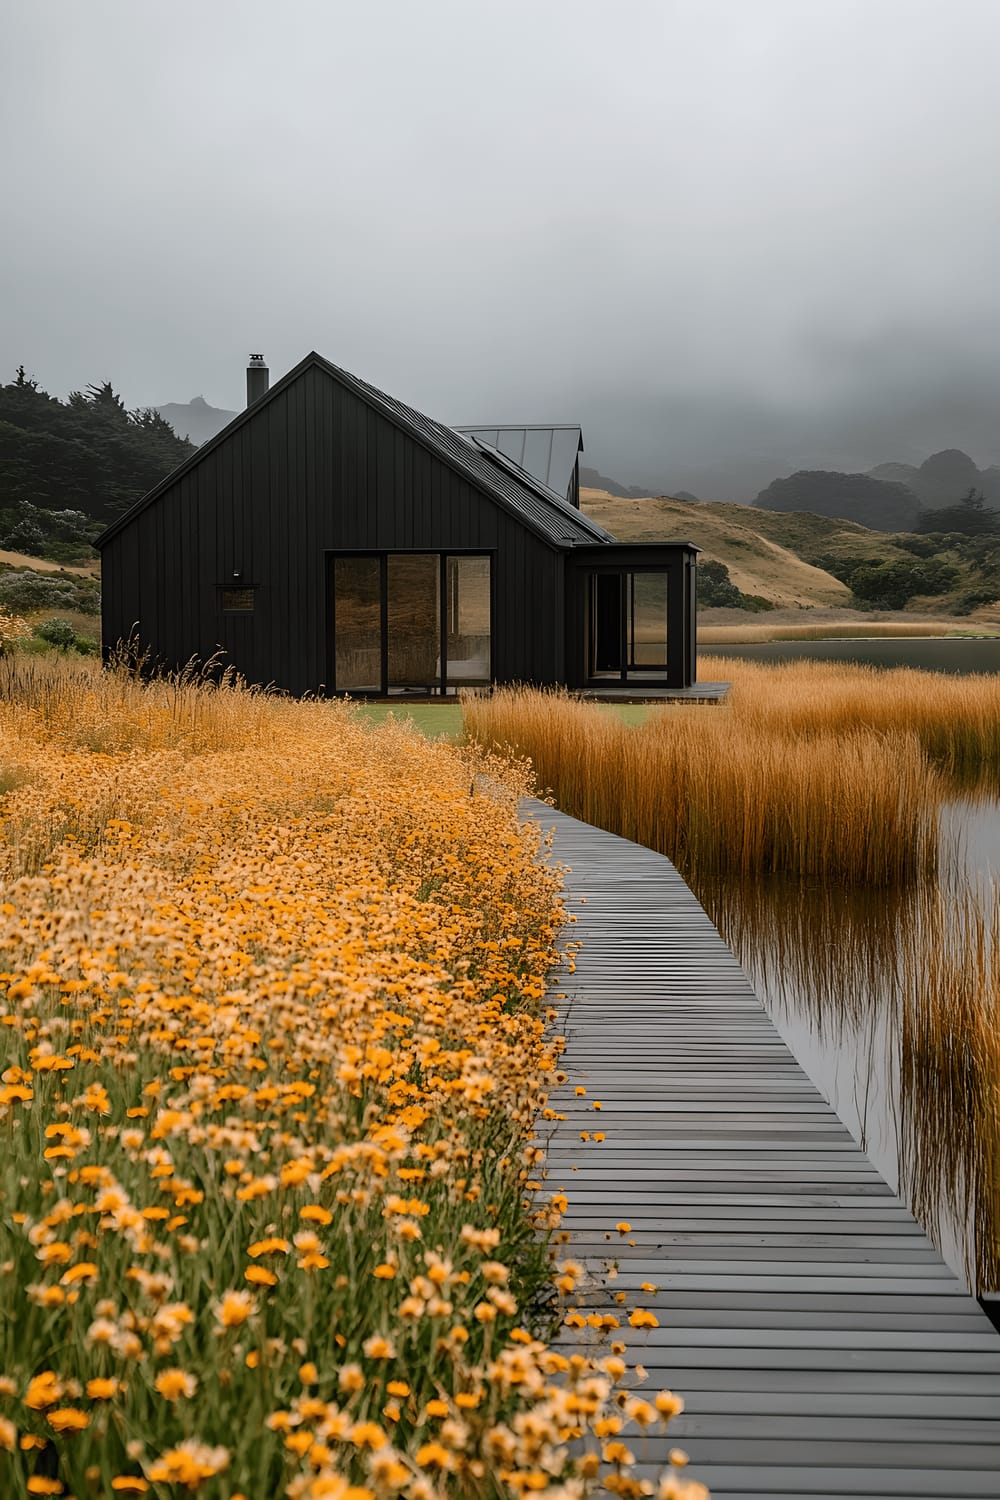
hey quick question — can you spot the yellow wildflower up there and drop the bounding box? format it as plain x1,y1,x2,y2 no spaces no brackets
24,1372,63,1409
153,1369,198,1401
247,1237,291,1257
46,1407,90,1433
300,1204,333,1225
147,1439,230,1485
215,1290,256,1328
362,1334,396,1360
245,1265,278,1287
87,1377,120,1399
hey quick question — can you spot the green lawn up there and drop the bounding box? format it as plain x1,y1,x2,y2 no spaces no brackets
352,703,465,738
351,701,655,740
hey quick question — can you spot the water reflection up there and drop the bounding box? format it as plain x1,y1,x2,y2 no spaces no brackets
698,875,906,1188
693,799,1000,1292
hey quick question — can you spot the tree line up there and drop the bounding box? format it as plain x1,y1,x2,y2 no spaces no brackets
0,366,193,561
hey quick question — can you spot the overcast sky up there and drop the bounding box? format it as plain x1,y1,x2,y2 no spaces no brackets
3,0,1000,497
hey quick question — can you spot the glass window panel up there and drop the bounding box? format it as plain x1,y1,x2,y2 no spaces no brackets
446,556,491,686
221,587,255,612
629,571,668,668
334,557,381,692
387,554,440,691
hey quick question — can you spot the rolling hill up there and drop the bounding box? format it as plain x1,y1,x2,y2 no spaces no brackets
580,489,871,607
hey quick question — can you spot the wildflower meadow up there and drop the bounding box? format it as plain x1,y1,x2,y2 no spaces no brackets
0,655,699,1500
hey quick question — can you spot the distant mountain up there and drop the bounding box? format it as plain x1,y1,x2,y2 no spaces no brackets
579,465,656,499
753,471,921,533
156,396,236,446
869,449,1000,507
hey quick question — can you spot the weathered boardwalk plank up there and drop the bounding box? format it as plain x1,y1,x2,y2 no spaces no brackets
528,801,1000,1499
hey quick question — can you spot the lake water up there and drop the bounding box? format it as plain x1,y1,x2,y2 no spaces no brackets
699,635,1000,675
691,637,1000,1292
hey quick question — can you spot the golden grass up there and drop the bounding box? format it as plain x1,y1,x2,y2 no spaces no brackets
710,656,1000,788
0,659,701,1500
0,551,97,577
900,879,1000,1292
700,875,916,1033
464,686,941,885
466,663,1000,1294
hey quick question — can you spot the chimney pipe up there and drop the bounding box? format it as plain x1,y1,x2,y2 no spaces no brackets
246,353,269,407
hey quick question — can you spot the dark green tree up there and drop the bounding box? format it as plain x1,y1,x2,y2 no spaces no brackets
916,488,999,537
0,368,195,535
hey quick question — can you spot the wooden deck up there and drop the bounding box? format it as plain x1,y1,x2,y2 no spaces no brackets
528,801,1000,1500
576,681,730,703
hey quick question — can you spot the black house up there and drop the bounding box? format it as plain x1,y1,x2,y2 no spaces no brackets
96,353,699,696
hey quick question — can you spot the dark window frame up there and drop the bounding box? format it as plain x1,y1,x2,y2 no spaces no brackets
220,585,256,613
565,545,699,690
326,549,494,697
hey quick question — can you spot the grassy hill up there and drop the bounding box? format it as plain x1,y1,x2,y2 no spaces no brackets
580,489,1000,619
580,489,887,607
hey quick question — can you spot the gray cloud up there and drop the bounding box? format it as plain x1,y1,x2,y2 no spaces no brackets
3,0,1000,500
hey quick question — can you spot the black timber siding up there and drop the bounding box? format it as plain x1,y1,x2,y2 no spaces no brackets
101,364,565,695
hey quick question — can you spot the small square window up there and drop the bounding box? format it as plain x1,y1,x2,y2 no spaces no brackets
222,586,255,612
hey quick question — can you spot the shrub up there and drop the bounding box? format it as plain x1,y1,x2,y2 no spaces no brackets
951,587,1000,617
850,557,960,609
740,592,776,613
33,616,78,650
0,569,100,616
698,557,766,610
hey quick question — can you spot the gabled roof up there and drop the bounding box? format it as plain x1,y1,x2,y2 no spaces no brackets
96,353,613,550
453,424,582,501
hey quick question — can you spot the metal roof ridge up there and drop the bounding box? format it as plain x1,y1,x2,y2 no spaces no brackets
312,355,609,548
468,438,613,543
97,351,609,552
454,422,583,434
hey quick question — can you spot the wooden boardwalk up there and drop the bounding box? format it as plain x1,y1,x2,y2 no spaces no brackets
527,802,1000,1500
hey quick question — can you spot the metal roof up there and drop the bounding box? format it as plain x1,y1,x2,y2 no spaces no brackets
98,354,613,551
315,357,612,548
453,424,583,502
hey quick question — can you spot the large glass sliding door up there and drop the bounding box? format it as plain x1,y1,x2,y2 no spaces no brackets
330,553,491,694
586,569,669,682
333,556,382,692
387,554,440,690
445,555,491,687
629,571,668,669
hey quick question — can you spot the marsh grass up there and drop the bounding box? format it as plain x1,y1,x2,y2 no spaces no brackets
900,880,1000,1292
700,876,914,1034
464,685,941,885
713,656,1000,789
465,667,1000,1291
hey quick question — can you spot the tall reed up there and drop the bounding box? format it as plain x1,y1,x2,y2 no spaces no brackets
714,656,1000,788
464,686,941,885
899,879,1000,1292
700,874,914,1034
